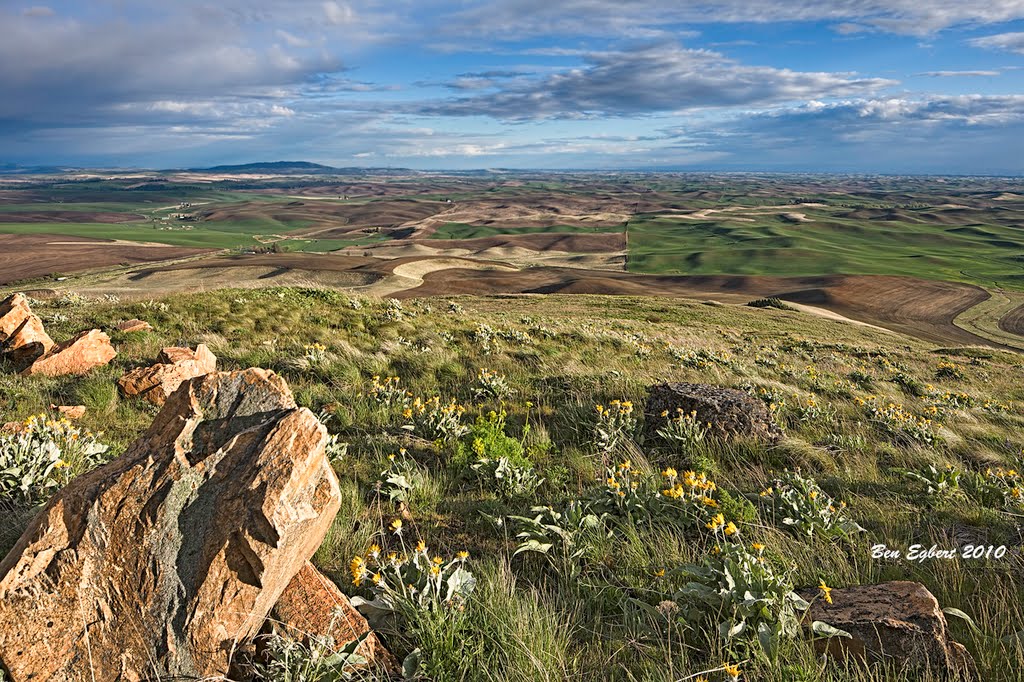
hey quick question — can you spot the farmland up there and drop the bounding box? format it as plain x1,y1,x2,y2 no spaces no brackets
2,169,1023,349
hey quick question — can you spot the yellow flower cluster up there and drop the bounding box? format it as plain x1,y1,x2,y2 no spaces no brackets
661,468,717,501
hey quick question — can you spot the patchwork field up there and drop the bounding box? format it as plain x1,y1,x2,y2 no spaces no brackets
2,169,1023,350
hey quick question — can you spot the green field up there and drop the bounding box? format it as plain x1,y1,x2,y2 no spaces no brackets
627,206,1024,290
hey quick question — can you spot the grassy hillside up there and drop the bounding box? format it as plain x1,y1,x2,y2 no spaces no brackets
2,289,1024,680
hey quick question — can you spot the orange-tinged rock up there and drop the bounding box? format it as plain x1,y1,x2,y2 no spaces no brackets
804,581,975,679
116,319,153,333
0,368,341,681
20,329,116,377
0,293,53,367
268,562,398,672
51,405,86,419
117,344,217,406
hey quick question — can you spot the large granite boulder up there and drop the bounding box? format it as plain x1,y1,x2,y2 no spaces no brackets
645,382,783,443
0,293,54,368
266,562,398,672
20,329,116,377
117,344,217,406
804,581,975,679
0,368,341,681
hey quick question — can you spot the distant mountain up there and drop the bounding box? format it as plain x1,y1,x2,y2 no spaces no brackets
187,161,344,175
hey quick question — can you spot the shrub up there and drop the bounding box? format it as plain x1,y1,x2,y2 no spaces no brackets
471,368,515,402
651,543,846,658
747,297,795,311
402,396,469,442
253,623,372,682
0,415,109,508
592,400,637,455
760,470,863,540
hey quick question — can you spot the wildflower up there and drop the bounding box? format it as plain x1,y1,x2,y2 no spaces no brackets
430,564,441,576
723,522,738,536
371,572,383,585
653,568,666,577
723,662,741,681
751,543,765,552
457,550,469,560
349,556,366,586
706,513,725,531
367,543,381,558
819,579,833,604
389,518,404,535
415,540,426,552
432,556,444,565
661,467,677,478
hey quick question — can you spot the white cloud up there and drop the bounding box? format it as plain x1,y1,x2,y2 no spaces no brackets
969,31,1024,54
323,1,355,25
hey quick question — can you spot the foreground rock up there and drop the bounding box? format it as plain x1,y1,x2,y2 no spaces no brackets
20,329,116,377
266,562,398,672
117,344,217,406
0,368,341,681
645,382,783,443
804,581,975,679
116,319,153,333
0,293,53,368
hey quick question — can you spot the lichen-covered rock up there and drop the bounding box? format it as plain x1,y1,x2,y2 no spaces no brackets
644,382,783,443
803,581,975,679
117,344,217,406
20,329,116,377
266,562,398,672
0,368,341,681
0,293,53,368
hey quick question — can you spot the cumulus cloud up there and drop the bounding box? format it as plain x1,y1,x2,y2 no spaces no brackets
419,44,896,119
969,32,1024,54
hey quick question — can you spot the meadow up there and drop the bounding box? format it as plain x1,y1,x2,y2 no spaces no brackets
3,287,1024,680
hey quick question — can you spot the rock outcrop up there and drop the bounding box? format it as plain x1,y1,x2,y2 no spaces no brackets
20,329,116,377
645,382,783,443
267,562,398,672
0,294,54,368
117,344,217,406
0,368,341,681
804,581,975,679
116,319,153,333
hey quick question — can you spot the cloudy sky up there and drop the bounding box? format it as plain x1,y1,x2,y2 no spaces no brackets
2,1,1023,172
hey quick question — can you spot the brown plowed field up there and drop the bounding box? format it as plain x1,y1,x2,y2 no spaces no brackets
406,267,992,345
0,234,212,285
198,199,446,236
998,303,1024,336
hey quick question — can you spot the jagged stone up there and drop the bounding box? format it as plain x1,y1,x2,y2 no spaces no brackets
645,382,783,443
266,562,398,672
117,344,217,406
0,293,53,368
0,368,341,681
20,329,116,377
803,581,975,679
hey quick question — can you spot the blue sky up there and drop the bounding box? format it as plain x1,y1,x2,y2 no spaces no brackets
2,1,1023,172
